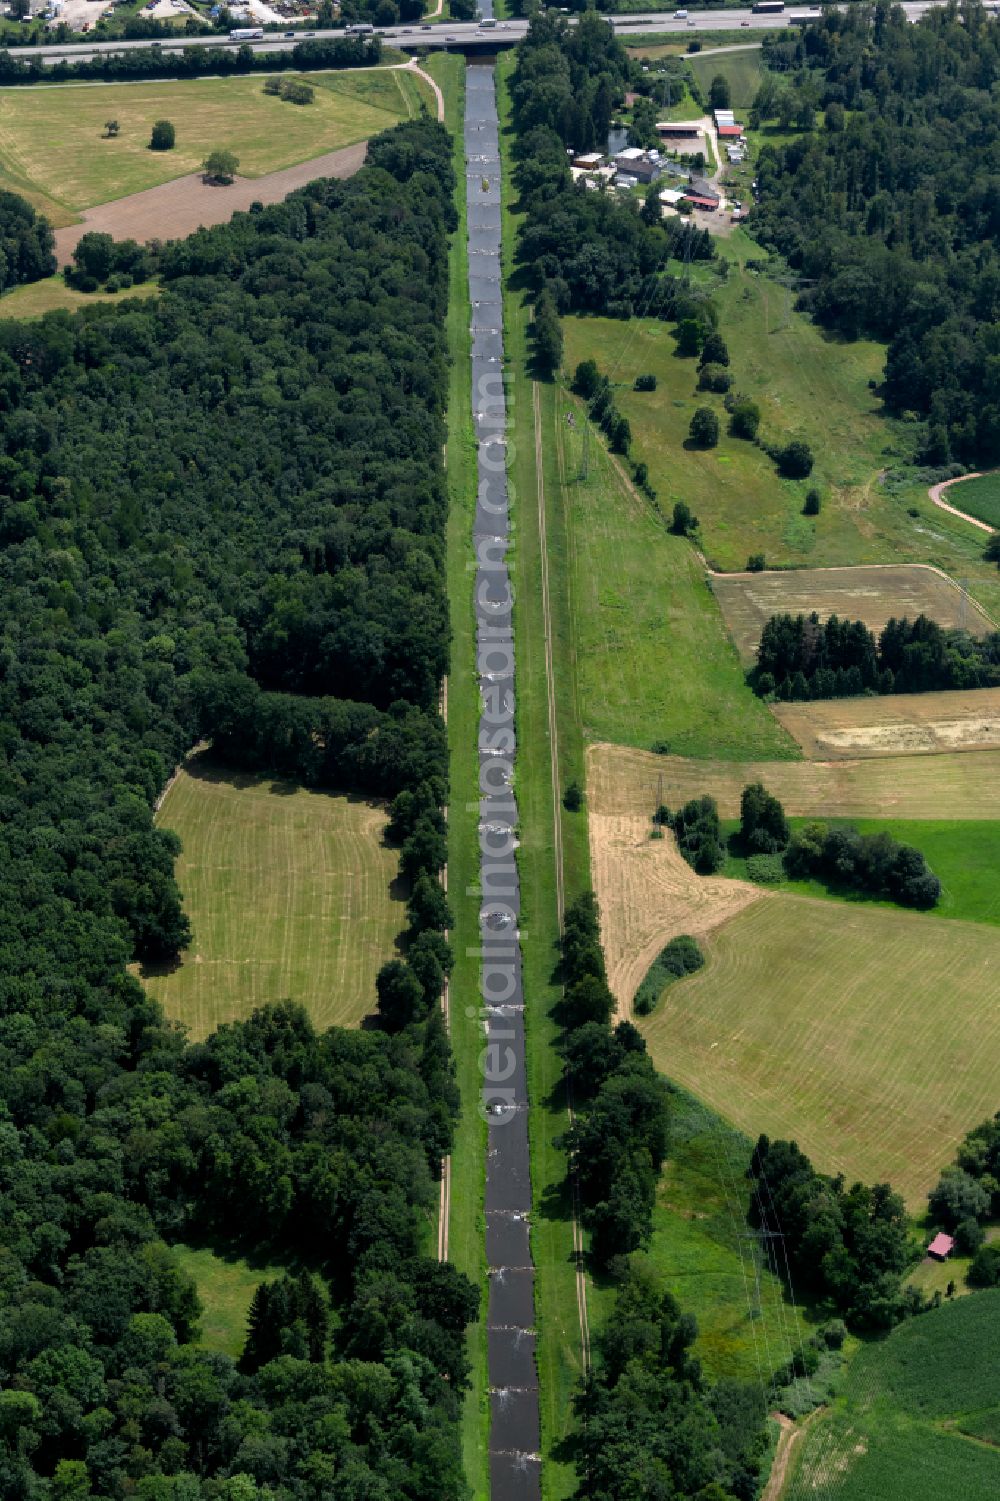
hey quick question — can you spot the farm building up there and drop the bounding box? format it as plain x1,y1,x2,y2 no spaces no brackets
714,109,736,128
657,122,700,139
684,195,719,211
613,147,663,184
718,124,744,139
572,151,604,170
659,187,686,207
927,1232,955,1261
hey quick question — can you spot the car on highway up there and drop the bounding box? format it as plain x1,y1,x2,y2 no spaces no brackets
421,21,432,27
284,29,295,36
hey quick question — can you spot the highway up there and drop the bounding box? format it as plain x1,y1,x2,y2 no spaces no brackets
3,4,957,66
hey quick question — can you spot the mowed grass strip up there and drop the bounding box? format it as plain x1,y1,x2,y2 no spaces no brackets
771,685,1000,759
553,389,796,761
0,70,411,224
588,739,1000,821
145,759,403,1038
713,563,994,668
638,894,1000,1206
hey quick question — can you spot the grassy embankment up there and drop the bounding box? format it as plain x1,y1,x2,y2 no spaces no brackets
785,1292,1000,1501
147,760,403,1038
0,67,426,226
427,50,490,1500
496,52,598,1500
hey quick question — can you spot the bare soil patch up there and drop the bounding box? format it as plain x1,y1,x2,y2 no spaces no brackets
713,563,994,668
772,686,1000,759
588,809,763,1013
53,141,366,261
588,740,1000,822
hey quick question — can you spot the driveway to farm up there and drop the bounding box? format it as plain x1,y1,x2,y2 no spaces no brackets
929,472,997,534
52,140,367,262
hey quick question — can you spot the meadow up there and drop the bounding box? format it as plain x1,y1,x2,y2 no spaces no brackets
720,817,1000,928
0,69,420,225
945,471,1000,528
646,1087,813,1386
560,275,1000,624
552,390,797,761
144,758,403,1039
687,46,764,109
172,1245,278,1361
637,894,1000,1206
588,739,1000,822
0,271,159,318
713,563,994,667
786,1293,1000,1500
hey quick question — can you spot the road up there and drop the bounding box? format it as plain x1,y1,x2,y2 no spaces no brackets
7,3,967,66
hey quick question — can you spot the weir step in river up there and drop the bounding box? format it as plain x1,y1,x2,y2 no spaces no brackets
464,58,542,1501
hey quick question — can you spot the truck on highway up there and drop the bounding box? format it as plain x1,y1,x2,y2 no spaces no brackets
230,26,264,39
752,1,785,11
345,21,375,32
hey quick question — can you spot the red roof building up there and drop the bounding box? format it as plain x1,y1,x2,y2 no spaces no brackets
683,194,719,211
718,124,744,138
927,1232,955,1261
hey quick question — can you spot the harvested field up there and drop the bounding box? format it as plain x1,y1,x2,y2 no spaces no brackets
141,757,403,1039
713,564,994,668
588,810,763,1010
588,739,1000,822
53,141,367,263
772,686,1000,759
637,894,1000,1206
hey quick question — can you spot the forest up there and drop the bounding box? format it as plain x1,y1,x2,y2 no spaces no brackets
0,34,379,87
0,119,476,1499
751,611,1000,699
754,2,1000,463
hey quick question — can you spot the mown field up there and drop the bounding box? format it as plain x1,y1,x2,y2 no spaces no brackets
786,1293,1000,1500
173,1245,277,1361
946,471,1000,528
554,388,797,761
638,894,1000,1207
0,271,160,319
0,68,421,225
560,273,1000,624
588,739,1000,822
145,758,403,1039
771,685,1000,759
713,563,994,667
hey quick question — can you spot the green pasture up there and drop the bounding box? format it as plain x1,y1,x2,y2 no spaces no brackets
688,46,764,108
0,271,160,318
173,1244,278,1362
945,472,1000,529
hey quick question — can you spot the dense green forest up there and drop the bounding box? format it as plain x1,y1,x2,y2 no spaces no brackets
756,2,1000,462
751,611,1000,698
0,119,476,1498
